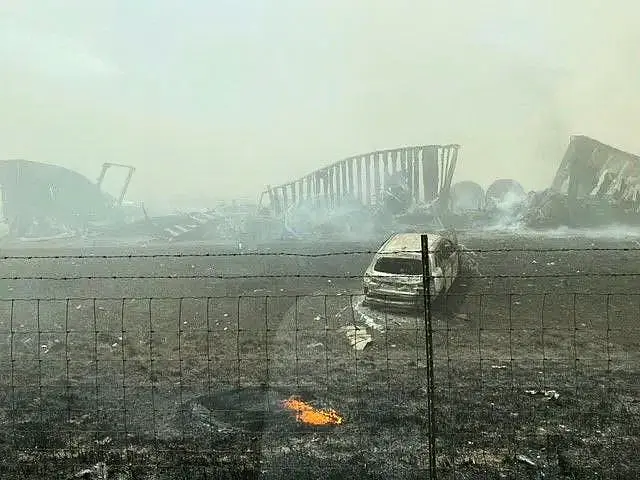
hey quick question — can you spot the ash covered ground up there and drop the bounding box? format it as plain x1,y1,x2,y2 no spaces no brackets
0,230,639,479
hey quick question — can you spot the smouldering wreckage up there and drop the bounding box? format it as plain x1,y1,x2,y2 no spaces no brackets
2,134,639,245
449,135,640,229
0,159,274,244
260,145,461,239
262,135,640,234
526,135,640,227
260,143,533,234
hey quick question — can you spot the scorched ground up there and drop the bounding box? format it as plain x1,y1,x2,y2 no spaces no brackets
0,231,638,479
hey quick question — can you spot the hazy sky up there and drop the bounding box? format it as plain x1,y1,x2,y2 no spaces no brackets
1,1,638,206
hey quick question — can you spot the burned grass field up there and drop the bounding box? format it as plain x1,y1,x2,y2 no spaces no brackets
0,234,639,479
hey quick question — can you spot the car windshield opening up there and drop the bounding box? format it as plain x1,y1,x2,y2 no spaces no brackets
374,257,422,275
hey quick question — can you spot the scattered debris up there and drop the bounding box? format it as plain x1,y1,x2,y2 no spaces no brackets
340,325,372,350
525,389,560,400
73,462,107,479
353,299,386,332
516,454,537,467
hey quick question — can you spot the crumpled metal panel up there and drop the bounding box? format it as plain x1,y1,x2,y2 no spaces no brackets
551,135,640,212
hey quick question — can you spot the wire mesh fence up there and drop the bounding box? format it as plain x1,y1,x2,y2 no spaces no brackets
0,244,639,479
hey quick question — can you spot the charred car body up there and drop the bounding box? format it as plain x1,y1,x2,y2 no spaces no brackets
362,232,460,310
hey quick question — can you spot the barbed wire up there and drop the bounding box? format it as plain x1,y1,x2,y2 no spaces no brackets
1,291,637,302
0,246,640,260
1,272,639,281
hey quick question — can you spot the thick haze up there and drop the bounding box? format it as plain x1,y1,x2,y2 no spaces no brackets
1,1,638,208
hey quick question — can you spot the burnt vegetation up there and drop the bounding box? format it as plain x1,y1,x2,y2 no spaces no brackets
0,234,638,479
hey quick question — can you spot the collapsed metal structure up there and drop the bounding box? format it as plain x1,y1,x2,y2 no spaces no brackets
551,135,640,212
0,159,237,242
262,145,459,215
4,135,640,244
516,135,640,228
0,159,121,236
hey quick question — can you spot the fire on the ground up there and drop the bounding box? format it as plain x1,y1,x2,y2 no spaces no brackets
281,396,344,426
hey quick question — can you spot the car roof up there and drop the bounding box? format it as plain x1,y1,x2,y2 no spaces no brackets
378,233,444,255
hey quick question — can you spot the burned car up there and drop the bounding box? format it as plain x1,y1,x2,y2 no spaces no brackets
362,232,460,310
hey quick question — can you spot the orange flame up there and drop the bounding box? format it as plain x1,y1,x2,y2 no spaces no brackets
281,396,344,426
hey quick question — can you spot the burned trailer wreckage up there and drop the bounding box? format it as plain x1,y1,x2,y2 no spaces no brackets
0,159,245,243
261,144,460,238
522,135,640,228
6,134,636,246
437,135,640,230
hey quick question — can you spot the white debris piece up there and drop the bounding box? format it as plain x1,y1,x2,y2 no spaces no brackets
354,309,385,332
340,325,372,350
74,462,107,479
525,389,560,400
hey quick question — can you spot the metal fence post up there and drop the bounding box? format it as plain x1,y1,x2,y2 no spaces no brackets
421,234,437,478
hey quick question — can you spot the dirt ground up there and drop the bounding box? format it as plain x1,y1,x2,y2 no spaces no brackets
0,232,639,479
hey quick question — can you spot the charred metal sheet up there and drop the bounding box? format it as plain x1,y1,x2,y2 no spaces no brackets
551,135,640,212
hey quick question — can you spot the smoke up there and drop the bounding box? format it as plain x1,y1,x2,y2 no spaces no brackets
283,198,381,242
0,25,120,80
474,225,640,241
1,2,639,205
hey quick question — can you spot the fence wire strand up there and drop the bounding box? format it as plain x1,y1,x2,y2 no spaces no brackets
0,245,639,261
